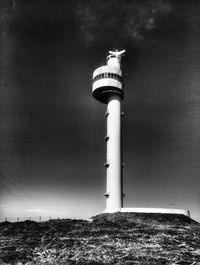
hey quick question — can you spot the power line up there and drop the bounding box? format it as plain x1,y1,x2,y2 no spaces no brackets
1,175,46,210
0,182,27,210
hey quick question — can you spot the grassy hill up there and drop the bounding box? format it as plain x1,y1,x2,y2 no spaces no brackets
0,213,200,265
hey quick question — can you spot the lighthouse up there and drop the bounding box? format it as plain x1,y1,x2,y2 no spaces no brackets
92,50,125,212
92,50,190,217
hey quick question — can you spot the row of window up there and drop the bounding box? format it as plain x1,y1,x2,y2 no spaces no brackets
93,72,122,83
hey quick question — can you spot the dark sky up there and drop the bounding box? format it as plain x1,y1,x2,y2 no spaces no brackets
1,0,200,221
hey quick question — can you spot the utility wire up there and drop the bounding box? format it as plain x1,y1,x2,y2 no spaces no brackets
0,182,27,210
1,175,46,210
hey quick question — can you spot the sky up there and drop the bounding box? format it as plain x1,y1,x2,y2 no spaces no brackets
0,0,200,222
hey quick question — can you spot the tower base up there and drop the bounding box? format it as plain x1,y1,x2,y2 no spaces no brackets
104,207,190,217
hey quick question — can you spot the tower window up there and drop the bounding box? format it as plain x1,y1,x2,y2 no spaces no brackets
104,192,110,198
104,135,109,141
93,73,123,82
104,162,110,168
105,111,109,117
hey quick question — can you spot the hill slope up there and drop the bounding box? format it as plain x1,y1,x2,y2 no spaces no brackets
0,213,200,265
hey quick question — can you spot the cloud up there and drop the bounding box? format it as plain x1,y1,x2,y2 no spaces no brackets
25,208,54,214
73,0,171,45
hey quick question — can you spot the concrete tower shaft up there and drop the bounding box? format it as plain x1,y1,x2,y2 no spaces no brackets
92,50,125,212
106,94,122,211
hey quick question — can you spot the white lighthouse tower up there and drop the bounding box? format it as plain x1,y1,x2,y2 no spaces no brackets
92,50,125,213
92,50,190,217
